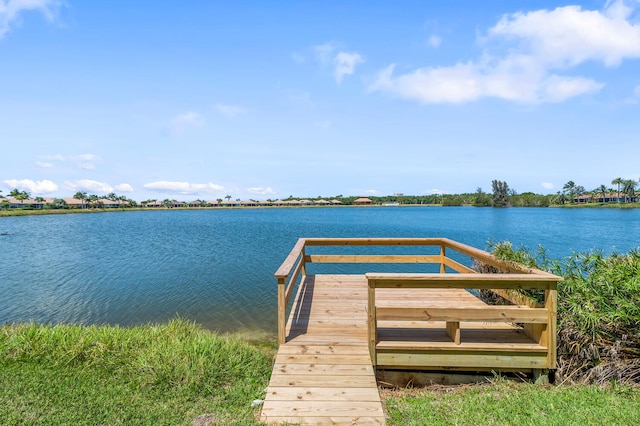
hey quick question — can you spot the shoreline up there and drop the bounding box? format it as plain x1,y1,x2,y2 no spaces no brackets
2,202,640,218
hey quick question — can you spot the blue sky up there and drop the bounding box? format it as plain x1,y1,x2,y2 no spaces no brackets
1,0,639,201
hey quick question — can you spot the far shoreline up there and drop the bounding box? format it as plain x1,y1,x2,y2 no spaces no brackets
2,202,640,218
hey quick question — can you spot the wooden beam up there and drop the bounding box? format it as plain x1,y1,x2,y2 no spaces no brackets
275,238,306,278
367,273,557,290
306,254,441,264
376,306,548,323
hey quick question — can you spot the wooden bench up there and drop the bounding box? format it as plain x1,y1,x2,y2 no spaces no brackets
367,273,558,379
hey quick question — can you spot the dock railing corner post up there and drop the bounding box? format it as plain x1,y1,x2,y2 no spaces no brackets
439,244,446,274
546,280,558,370
367,276,377,367
277,277,286,345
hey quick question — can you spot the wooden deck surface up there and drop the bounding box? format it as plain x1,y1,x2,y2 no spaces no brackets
261,275,385,425
261,274,507,425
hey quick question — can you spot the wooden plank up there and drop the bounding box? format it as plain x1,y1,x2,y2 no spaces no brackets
272,363,374,375
267,374,377,388
306,254,441,264
376,306,548,323
260,400,384,416
275,238,306,278
275,354,372,365
368,273,557,290
376,340,548,352
260,415,384,425
376,350,549,369
276,344,370,356
303,237,444,246
443,256,477,274
265,386,382,401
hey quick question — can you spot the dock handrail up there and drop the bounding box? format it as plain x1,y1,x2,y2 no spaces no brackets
275,237,562,365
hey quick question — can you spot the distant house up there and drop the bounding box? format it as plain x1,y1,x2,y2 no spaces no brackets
316,199,331,205
6,198,51,209
574,193,629,204
272,200,286,206
62,198,87,208
354,197,373,205
330,199,342,205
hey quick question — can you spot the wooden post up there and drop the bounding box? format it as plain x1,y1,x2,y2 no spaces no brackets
440,245,446,274
368,278,377,367
277,277,286,345
301,247,307,277
446,321,461,345
546,281,558,369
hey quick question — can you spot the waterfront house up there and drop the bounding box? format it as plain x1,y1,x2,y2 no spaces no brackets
354,197,373,205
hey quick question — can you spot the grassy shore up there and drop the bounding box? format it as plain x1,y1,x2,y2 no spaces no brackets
0,320,274,425
2,320,639,425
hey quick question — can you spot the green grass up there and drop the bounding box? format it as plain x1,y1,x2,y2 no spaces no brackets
2,320,639,425
0,319,274,425
384,378,640,425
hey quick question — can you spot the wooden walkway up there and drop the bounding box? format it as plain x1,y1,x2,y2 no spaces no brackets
260,274,498,424
260,275,386,425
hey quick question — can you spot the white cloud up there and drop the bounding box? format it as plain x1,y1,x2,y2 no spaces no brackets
115,183,134,193
65,179,114,194
247,187,275,196
3,178,58,194
369,1,640,104
36,154,64,168
365,189,379,195
427,35,442,48
143,181,225,195
314,42,365,83
170,112,203,134
334,52,365,83
314,42,337,65
215,103,247,118
71,153,100,170
41,154,64,161
0,0,61,38
541,182,555,190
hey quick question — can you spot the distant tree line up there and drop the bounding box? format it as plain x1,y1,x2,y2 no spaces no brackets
2,176,639,210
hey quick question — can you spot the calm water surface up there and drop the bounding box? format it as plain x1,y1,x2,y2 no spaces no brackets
1,207,639,337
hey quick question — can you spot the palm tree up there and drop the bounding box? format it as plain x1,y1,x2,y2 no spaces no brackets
225,195,232,202
74,191,88,209
596,184,608,203
612,177,624,203
622,179,638,203
10,189,30,207
563,181,576,203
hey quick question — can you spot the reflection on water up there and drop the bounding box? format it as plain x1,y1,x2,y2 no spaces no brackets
1,207,638,336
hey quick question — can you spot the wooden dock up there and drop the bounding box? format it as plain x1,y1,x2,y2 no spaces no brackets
260,275,386,425
261,238,562,425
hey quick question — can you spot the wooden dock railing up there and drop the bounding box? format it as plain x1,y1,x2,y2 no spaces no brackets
275,238,562,377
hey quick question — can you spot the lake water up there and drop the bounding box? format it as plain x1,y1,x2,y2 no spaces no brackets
1,207,639,337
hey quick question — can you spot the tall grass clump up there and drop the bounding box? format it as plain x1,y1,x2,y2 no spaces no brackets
0,319,274,425
487,241,640,385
